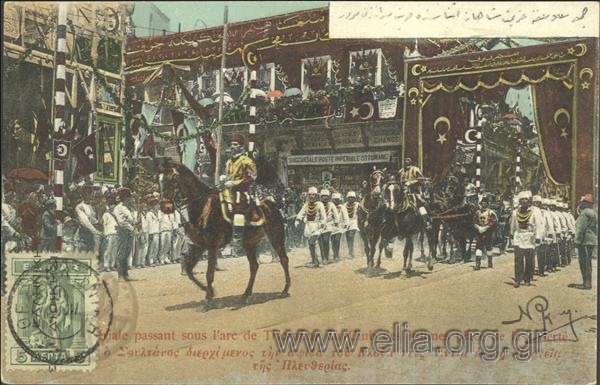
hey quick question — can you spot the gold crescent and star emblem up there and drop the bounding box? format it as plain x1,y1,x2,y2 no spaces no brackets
411,64,427,77
433,116,451,145
407,87,419,106
84,146,94,159
553,108,571,139
579,67,593,90
571,43,588,57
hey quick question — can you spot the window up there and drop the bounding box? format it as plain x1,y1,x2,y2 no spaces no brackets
219,66,247,100
96,80,121,113
95,115,121,183
301,55,333,96
349,49,382,86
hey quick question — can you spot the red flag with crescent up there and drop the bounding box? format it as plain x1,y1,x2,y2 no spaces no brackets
72,133,96,179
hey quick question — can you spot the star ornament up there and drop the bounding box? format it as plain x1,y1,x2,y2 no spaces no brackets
581,81,590,90
560,127,568,138
436,133,447,145
350,106,359,117
567,47,575,55
410,98,417,105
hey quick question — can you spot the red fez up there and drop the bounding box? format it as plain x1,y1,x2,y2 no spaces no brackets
229,132,245,145
581,193,593,203
81,185,95,194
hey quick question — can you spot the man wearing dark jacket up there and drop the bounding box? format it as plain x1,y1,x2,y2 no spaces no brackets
569,194,596,290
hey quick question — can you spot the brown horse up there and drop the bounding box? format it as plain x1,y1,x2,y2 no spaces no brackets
357,168,387,269
159,159,290,303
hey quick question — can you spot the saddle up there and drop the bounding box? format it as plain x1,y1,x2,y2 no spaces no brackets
219,191,265,227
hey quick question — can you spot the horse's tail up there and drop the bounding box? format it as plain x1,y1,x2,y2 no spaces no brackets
260,200,286,244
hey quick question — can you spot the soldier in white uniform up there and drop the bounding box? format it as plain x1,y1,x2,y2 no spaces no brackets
136,196,149,268
345,191,359,258
75,186,101,252
532,195,549,276
114,188,135,281
557,202,575,265
101,194,118,272
145,195,160,267
171,208,185,263
158,199,174,264
510,190,544,287
318,189,339,264
331,192,349,262
564,202,576,264
295,187,327,267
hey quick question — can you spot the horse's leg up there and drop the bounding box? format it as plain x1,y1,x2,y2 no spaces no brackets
360,230,370,266
205,246,218,301
185,244,207,293
402,237,409,271
419,230,425,259
377,238,386,268
241,242,259,303
406,237,414,272
265,225,291,296
368,232,379,268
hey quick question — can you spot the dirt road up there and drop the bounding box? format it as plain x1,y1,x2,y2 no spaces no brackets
2,247,596,384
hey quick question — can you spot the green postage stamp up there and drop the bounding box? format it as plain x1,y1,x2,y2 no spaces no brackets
4,252,113,371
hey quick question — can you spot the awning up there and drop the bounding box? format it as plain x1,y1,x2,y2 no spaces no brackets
287,151,394,166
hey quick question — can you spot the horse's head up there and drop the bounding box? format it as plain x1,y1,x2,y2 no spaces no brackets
158,158,182,202
369,167,386,197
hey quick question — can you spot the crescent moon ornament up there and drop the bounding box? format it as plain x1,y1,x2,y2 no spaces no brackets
553,108,571,124
359,102,374,120
407,87,420,98
411,64,426,76
84,146,94,159
553,108,571,139
579,67,594,80
56,144,67,157
433,116,451,145
573,43,587,57
464,128,478,144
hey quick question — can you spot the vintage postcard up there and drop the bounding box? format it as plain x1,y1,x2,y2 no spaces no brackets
1,1,598,384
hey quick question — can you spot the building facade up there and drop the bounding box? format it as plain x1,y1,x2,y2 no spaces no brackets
3,2,132,186
124,7,496,192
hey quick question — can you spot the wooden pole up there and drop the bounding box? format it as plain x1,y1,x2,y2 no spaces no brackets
214,6,228,185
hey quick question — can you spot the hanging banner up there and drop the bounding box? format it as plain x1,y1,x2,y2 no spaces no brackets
287,151,393,165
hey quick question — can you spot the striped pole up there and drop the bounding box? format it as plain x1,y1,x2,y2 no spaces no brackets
474,105,483,190
515,147,522,192
248,70,257,157
53,3,69,252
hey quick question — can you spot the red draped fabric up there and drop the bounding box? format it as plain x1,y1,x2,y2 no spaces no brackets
421,91,468,184
532,79,574,185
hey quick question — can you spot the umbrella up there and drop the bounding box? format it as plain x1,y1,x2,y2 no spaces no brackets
7,168,49,183
267,90,284,99
199,98,214,107
283,87,302,98
253,89,268,99
212,94,234,104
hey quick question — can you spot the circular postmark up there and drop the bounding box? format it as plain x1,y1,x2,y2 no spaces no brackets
7,257,114,366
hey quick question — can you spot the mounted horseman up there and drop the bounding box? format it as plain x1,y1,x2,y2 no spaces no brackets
222,132,258,256
398,158,432,230
158,129,291,304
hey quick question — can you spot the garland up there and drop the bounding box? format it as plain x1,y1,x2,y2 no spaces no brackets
516,208,532,224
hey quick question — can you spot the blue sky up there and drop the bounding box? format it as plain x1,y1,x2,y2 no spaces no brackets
150,1,329,32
